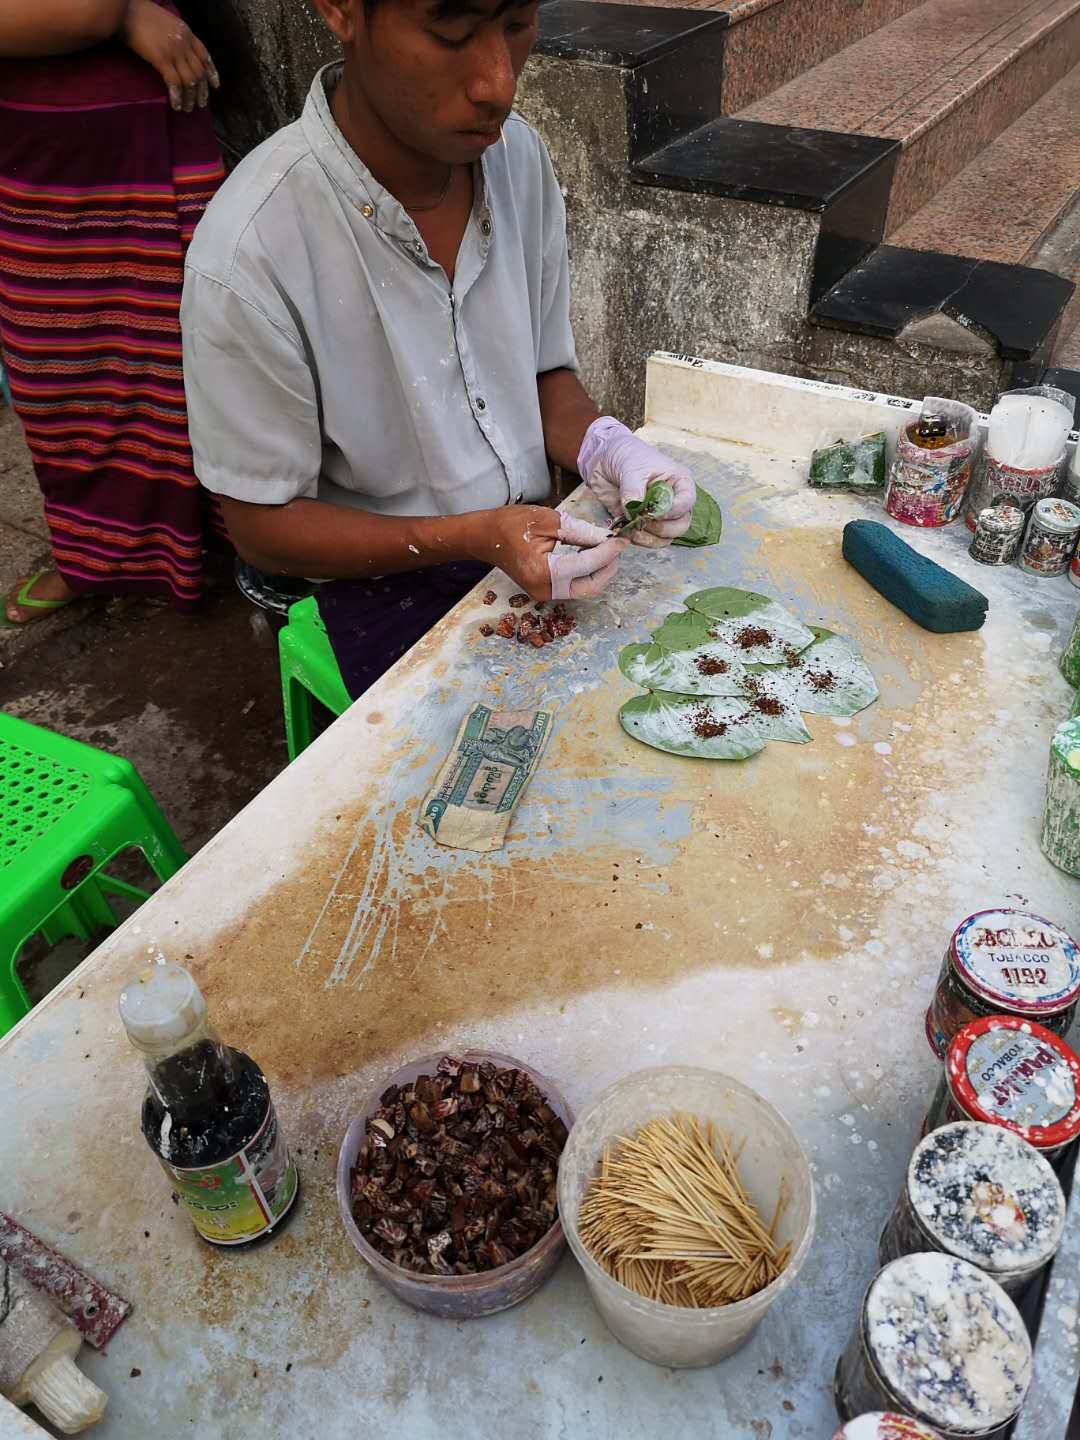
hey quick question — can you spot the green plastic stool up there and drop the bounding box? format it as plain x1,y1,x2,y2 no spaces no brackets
278,595,352,761
0,714,187,1036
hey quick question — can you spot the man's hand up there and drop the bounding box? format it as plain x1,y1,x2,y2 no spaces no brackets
471,506,628,601
578,418,695,548
121,0,218,111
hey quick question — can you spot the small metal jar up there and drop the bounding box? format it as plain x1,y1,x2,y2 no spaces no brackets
832,1414,945,1440
879,1122,1065,1297
925,908,1080,1059
923,1016,1080,1168
834,1253,1031,1437
1019,497,1080,577
968,505,1024,565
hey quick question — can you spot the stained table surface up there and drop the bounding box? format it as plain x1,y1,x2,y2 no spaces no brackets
3,384,1078,1439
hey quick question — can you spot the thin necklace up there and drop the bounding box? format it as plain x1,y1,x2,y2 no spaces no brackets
403,165,455,214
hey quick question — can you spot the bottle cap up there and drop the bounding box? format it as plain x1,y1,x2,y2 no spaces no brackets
119,963,207,1050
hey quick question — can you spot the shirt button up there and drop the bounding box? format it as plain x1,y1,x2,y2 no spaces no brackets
360,203,374,219
481,217,492,237
475,397,486,411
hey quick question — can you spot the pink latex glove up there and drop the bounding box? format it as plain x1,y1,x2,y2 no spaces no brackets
577,417,695,548
547,513,628,600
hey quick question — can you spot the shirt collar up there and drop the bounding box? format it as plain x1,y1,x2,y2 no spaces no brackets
302,62,493,253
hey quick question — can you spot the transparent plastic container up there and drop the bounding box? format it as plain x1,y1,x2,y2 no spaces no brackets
336,1049,572,1320
558,1067,816,1367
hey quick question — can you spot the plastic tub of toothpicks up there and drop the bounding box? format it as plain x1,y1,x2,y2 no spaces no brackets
557,1067,815,1367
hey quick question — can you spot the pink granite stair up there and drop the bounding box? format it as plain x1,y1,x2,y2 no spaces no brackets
738,0,1080,232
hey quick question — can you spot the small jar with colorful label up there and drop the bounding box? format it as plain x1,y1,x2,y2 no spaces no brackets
925,908,1080,1059
833,1253,1031,1437
119,963,299,1247
833,1416,944,1440
923,1015,1080,1168
878,1121,1065,1297
968,505,1024,565
1019,497,1080,577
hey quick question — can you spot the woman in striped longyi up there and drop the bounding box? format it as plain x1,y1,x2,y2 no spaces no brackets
0,0,223,623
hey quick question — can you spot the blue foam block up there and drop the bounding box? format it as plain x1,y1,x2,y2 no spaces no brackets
842,520,988,633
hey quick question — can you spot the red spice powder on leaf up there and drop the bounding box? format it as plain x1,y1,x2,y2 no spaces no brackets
751,695,783,716
807,670,837,692
695,656,730,676
736,626,774,650
690,706,729,739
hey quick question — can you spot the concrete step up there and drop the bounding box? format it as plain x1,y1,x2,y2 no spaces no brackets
739,0,1080,232
589,0,927,113
889,61,1080,262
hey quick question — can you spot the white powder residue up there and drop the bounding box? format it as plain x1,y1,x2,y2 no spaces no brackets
159,1111,173,1160
867,1253,1031,1428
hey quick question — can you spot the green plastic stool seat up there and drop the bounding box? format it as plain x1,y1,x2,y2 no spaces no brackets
0,714,187,1037
278,595,352,761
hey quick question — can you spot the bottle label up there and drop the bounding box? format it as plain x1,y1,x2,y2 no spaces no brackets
159,1101,298,1245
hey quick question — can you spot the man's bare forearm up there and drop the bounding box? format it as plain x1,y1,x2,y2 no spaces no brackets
537,368,600,475
221,495,495,579
0,0,128,55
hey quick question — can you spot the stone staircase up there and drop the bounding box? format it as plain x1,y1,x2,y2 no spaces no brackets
517,0,1080,419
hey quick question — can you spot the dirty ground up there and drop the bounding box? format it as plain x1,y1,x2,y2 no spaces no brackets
0,404,292,1005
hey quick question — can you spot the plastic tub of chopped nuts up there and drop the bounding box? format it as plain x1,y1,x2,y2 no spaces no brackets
336,1050,573,1319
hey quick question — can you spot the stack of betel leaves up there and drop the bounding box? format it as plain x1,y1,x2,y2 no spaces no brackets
617,478,723,547
617,587,878,759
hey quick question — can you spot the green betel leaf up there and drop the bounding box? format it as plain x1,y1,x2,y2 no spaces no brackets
672,489,723,548
779,627,879,716
618,641,748,696
619,692,766,760
680,589,815,664
650,609,716,652
625,479,675,524
736,670,812,744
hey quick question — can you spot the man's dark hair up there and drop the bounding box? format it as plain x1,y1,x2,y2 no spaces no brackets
365,0,534,17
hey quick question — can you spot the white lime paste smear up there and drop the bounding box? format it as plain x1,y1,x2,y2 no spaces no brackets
866,1254,1031,1429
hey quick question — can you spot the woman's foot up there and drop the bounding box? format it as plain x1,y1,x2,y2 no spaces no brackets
4,569,78,625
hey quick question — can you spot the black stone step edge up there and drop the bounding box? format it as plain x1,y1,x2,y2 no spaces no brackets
533,3,901,303
813,244,1076,365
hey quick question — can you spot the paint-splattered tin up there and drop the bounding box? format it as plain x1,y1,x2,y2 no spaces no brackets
923,1016,1080,1166
1019,497,1080,577
879,1122,1065,1297
925,909,1080,1059
885,421,975,528
965,453,1063,530
833,1254,1031,1437
832,1415,944,1440
968,505,1024,565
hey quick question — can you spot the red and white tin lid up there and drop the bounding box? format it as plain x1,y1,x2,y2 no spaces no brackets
949,909,1080,1015
833,1417,943,1440
946,1016,1080,1151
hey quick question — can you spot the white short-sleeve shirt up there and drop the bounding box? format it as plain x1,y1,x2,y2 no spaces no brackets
181,64,577,517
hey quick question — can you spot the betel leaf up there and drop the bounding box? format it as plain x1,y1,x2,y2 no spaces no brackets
618,692,765,761
672,488,723,548
777,627,879,716
625,479,675,524
682,588,815,664
618,641,748,696
649,609,716,652
735,670,812,744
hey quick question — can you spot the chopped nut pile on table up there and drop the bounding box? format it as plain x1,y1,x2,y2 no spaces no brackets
350,1056,569,1275
479,602,577,647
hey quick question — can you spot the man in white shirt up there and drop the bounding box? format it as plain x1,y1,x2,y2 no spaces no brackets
181,0,694,692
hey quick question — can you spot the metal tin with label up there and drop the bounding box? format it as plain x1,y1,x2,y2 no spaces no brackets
878,1121,1065,1296
925,908,1080,1059
832,1415,944,1440
833,1254,1031,1437
1019,497,1080,577
923,1016,1080,1165
968,505,1024,565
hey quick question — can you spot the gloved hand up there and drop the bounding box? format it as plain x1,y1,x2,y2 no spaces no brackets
547,514,628,600
577,417,695,548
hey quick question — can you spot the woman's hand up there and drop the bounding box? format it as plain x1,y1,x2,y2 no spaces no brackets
120,0,218,111
470,506,628,601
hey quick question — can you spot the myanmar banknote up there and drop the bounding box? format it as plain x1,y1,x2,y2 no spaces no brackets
419,704,553,852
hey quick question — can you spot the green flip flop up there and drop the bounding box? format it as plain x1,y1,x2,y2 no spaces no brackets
1,569,77,627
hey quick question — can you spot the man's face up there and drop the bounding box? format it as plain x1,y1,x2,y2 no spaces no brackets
342,0,540,164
